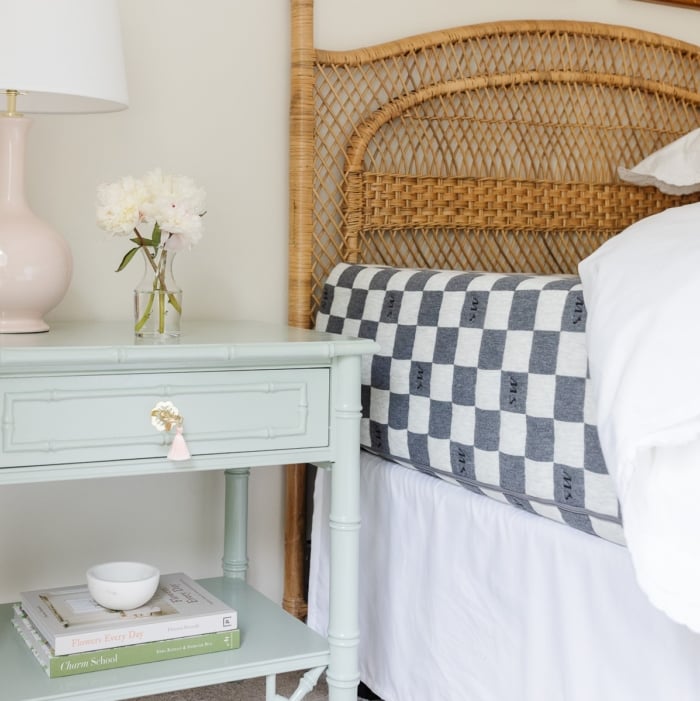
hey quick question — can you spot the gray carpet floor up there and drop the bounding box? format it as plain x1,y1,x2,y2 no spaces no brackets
133,671,327,699
134,670,372,700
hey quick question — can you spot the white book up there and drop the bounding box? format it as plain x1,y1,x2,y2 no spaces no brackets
20,573,237,656
12,604,240,677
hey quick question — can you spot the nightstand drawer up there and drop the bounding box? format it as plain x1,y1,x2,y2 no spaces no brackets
0,368,329,468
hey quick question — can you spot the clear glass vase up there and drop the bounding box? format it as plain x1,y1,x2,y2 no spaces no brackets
133,249,182,338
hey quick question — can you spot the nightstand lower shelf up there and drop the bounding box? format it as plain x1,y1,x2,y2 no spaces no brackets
2,577,330,701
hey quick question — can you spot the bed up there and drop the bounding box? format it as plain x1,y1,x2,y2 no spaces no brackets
284,2,700,698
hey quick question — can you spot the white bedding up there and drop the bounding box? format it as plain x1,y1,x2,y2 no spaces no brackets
579,201,700,632
308,451,700,701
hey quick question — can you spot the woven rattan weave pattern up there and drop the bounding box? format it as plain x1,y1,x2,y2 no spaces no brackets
284,0,700,619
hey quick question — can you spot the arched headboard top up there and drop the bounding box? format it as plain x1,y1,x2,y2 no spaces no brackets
317,18,700,76
289,13,700,331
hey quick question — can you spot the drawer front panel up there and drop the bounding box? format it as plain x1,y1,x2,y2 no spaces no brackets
1,369,329,467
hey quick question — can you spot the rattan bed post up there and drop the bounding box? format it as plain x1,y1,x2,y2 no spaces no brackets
284,0,315,620
345,172,362,263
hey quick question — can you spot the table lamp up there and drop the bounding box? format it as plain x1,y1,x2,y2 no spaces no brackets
0,0,128,333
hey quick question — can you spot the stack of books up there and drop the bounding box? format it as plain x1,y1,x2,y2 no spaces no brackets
12,572,240,678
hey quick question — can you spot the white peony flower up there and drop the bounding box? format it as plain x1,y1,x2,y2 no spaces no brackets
161,215,204,251
95,176,149,236
140,169,206,228
96,167,206,259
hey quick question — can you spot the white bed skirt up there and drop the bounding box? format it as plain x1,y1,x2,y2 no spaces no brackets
308,452,700,701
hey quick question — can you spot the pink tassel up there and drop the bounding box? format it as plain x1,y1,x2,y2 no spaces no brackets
167,425,191,461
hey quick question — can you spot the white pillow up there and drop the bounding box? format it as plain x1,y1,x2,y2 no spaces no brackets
618,127,700,195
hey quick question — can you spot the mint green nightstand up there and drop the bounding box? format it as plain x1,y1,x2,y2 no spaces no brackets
0,321,376,701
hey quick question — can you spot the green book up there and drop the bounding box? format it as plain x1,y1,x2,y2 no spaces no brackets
12,604,240,678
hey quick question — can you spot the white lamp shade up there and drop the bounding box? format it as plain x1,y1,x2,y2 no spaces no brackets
0,0,128,113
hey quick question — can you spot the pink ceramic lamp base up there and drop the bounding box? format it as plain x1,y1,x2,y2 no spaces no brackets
0,224,73,333
0,115,72,333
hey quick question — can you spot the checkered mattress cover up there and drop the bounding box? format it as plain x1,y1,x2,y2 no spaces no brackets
316,263,624,545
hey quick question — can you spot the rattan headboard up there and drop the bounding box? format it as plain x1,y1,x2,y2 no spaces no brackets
284,0,700,618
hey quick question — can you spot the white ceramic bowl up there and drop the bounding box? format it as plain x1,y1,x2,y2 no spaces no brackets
86,562,160,611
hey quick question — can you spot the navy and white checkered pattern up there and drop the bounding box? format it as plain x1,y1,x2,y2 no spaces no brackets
316,263,624,544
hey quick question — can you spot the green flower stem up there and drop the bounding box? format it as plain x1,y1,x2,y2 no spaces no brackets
157,251,182,315
134,247,181,334
159,290,166,334
134,288,156,333
134,230,159,274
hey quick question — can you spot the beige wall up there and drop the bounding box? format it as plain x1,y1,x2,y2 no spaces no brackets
1,0,698,605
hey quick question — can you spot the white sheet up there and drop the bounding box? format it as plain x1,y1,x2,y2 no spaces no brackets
309,452,700,701
579,201,700,632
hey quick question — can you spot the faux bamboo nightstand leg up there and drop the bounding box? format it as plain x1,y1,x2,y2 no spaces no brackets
326,354,362,700
223,468,250,580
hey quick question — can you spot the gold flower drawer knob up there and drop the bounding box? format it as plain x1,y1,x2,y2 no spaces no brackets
150,400,191,461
